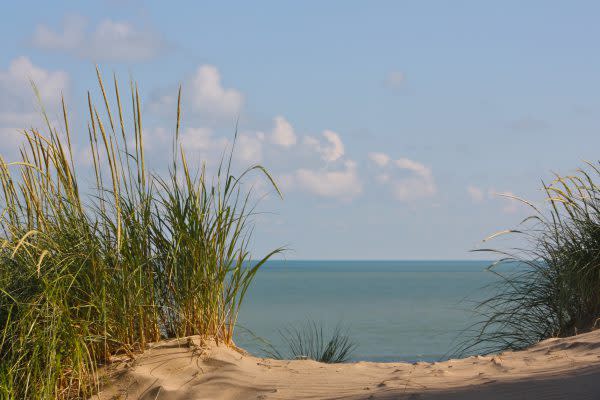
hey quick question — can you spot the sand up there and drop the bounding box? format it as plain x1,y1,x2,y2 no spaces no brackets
94,329,600,399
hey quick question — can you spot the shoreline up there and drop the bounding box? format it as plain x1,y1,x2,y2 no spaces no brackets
95,329,600,399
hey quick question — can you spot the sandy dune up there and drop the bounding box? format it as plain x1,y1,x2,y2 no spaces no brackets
95,330,600,399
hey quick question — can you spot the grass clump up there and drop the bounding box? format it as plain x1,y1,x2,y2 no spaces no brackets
0,70,282,399
263,320,356,363
461,163,600,355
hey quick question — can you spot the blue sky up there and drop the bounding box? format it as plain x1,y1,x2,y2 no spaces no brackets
1,1,600,259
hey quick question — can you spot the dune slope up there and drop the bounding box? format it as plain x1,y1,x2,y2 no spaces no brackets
95,330,600,399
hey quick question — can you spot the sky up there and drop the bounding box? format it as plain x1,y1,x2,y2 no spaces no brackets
1,1,600,259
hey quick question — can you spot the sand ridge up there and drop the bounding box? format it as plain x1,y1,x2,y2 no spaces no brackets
94,330,600,399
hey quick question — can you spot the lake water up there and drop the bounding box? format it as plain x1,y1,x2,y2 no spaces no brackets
235,260,499,362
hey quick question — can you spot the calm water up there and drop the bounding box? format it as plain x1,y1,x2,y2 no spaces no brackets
235,260,499,362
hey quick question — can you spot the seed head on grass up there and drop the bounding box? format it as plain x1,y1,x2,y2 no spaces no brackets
0,69,282,399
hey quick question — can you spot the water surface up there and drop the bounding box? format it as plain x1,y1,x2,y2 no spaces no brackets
236,260,498,362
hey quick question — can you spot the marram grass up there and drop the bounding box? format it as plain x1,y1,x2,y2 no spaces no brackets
0,69,282,399
457,163,600,356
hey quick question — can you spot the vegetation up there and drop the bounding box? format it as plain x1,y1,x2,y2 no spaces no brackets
461,164,600,355
262,320,356,363
3,65,597,400
0,70,282,399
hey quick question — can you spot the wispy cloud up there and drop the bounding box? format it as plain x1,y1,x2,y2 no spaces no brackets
31,14,167,62
236,132,264,164
385,70,405,90
0,57,69,151
368,152,390,167
392,158,436,201
467,185,523,214
370,152,436,202
466,185,485,203
507,116,548,132
294,160,362,200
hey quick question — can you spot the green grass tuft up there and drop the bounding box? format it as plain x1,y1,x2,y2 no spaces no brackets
458,163,600,355
0,70,282,399
262,320,356,363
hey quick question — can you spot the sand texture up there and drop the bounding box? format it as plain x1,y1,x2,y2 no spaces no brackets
95,329,600,399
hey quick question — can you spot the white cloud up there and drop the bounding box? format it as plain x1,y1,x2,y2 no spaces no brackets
321,130,344,162
467,185,485,203
385,71,405,89
148,65,244,125
0,56,68,105
153,126,262,166
180,127,225,151
166,127,232,171
141,126,176,153
142,125,266,173
236,133,263,164
395,158,431,176
0,57,69,151
32,15,167,62
271,116,296,147
370,155,436,202
392,158,436,201
305,130,344,162
0,111,39,142
368,152,390,167
190,65,243,118
295,160,362,200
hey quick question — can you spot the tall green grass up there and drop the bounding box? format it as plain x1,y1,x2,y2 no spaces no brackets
0,70,282,399
460,163,600,355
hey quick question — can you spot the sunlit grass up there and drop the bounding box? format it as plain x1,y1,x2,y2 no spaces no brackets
0,69,282,399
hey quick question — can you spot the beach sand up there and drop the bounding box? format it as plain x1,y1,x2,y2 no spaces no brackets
95,329,600,399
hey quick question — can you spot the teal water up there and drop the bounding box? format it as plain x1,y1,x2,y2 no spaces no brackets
235,260,499,362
